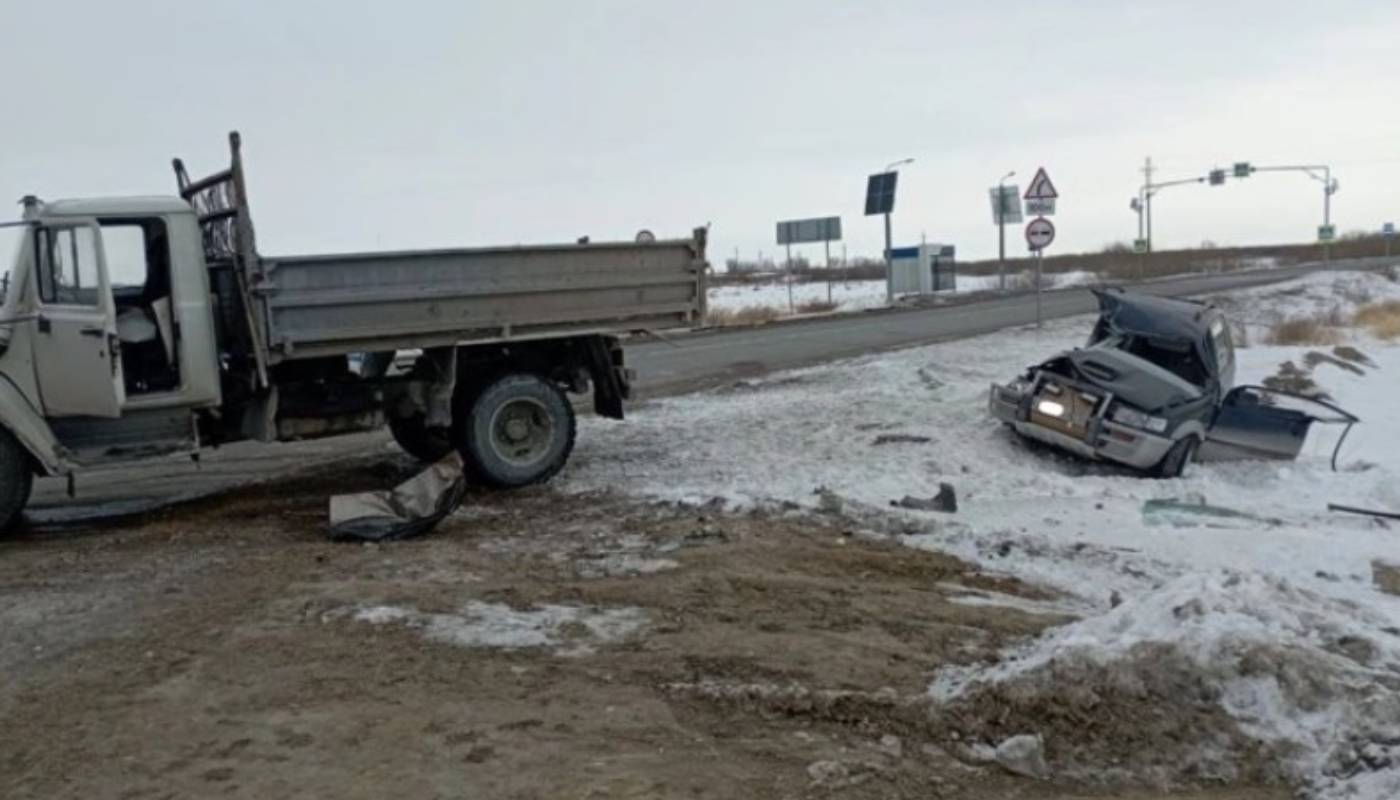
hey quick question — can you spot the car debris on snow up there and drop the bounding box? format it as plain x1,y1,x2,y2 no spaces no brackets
892,483,958,513
989,288,1359,477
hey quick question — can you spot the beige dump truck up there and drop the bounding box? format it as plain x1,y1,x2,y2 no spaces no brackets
0,133,708,529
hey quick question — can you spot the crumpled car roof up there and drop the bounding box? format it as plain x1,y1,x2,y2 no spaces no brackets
1092,288,1212,342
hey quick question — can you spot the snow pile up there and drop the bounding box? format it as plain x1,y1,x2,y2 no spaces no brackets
707,279,888,314
930,571,1400,796
353,600,647,656
1209,267,1400,338
705,269,1105,317
566,270,1400,796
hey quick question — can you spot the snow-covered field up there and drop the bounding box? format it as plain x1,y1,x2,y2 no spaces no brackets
568,269,1400,798
707,270,1102,315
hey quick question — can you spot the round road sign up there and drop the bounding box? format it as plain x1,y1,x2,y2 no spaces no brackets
1025,216,1055,251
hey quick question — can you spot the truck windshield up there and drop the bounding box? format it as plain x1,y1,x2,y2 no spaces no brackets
0,223,27,307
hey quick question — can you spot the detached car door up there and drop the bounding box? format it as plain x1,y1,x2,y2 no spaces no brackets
1198,386,1315,462
30,221,126,417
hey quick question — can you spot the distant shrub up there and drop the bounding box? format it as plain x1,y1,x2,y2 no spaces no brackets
795,299,837,314
1354,300,1400,340
1264,314,1344,346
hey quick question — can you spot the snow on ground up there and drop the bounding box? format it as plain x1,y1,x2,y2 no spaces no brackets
707,278,889,313
706,270,1103,315
566,269,1400,797
351,600,648,657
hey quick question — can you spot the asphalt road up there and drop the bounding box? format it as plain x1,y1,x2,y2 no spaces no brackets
28,257,1393,524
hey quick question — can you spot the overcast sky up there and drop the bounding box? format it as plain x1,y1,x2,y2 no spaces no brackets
3,1,1398,263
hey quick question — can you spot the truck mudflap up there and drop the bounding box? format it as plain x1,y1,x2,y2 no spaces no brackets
587,336,630,420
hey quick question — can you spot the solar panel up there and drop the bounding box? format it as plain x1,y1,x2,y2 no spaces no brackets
865,172,898,216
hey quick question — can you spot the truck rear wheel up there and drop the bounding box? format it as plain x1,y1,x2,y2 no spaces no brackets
388,414,454,463
455,373,575,488
0,428,33,533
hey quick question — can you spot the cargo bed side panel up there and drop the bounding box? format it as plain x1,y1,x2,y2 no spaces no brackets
257,238,705,360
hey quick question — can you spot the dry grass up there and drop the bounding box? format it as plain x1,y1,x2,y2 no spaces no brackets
795,299,838,314
1263,313,1345,346
1354,300,1400,339
705,304,782,327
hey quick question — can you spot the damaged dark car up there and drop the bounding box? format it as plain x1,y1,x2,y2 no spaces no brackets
988,289,1354,478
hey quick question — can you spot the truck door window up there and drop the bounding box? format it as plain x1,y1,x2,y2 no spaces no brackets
37,227,100,306
98,218,180,395
102,225,150,290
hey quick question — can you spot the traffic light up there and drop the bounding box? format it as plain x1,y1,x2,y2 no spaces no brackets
1233,162,1252,178
1209,169,1226,186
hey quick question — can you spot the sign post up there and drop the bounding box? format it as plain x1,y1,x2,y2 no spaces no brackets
1025,216,1056,329
865,171,901,303
776,216,843,313
1023,169,1059,329
989,183,1022,291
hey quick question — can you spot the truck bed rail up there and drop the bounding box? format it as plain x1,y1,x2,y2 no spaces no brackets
175,132,707,366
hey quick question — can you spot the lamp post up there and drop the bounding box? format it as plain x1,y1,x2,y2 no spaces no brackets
882,158,914,303
997,170,1015,291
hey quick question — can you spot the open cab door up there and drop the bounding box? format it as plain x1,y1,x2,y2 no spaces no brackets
30,220,125,418
1199,386,1358,465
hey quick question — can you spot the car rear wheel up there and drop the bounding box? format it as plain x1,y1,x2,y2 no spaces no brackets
455,373,575,488
1152,436,1198,479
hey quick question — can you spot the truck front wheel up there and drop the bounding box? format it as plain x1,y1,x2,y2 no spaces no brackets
455,373,576,488
0,428,33,533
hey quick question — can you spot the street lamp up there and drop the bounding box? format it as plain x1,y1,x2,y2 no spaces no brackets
997,170,1015,291
879,158,914,303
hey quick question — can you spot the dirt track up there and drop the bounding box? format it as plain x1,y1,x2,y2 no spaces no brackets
1,457,1288,799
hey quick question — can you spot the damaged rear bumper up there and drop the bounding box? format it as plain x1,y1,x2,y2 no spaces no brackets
989,380,1175,471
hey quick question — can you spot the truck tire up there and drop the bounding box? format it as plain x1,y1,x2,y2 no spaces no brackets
0,428,33,533
388,414,454,463
456,373,575,488
1151,436,1198,479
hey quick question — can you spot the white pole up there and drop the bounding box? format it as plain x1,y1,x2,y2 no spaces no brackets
785,242,794,313
1035,248,1043,329
884,212,894,304
825,239,832,304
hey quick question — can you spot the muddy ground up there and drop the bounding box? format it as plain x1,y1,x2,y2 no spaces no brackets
0,457,1288,800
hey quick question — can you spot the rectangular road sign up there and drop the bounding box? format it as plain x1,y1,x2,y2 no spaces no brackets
1025,198,1056,216
1384,222,1395,239
865,172,898,216
776,216,843,245
1318,224,1337,242
989,186,1023,224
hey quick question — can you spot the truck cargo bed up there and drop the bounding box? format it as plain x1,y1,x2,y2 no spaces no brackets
258,235,706,360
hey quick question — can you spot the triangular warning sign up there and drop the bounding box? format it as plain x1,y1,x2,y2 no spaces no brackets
1023,167,1058,200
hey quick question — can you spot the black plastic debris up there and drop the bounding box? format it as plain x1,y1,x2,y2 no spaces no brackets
329,453,467,542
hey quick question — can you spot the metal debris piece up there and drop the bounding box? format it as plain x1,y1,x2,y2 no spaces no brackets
329,453,467,542
892,483,958,513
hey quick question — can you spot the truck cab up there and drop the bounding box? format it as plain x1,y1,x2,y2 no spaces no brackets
0,197,222,475
0,133,708,533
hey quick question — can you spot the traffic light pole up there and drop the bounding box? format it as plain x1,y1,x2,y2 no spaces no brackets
1137,175,1208,252
1251,164,1336,265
